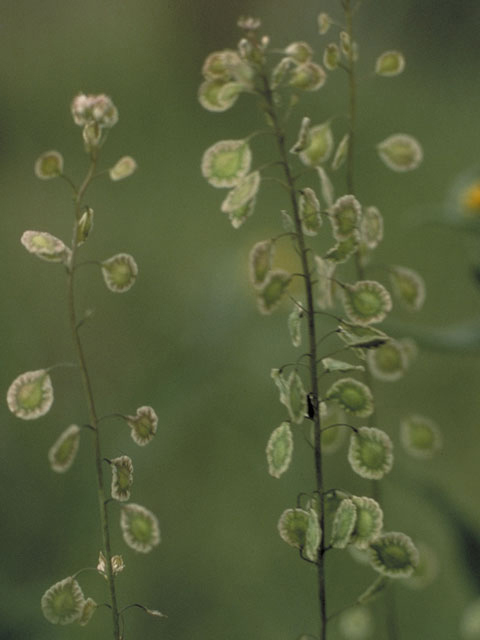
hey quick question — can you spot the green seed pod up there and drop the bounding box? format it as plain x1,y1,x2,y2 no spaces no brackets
367,339,408,381
226,196,256,228
110,455,134,501
249,239,274,289
221,171,260,213
330,195,361,240
290,116,311,154
257,269,292,314
332,134,349,171
320,402,347,454
348,427,393,480
7,369,54,420
202,49,241,80
202,139,252,188
109,156,137,181
360,205,383,250
41,576,85,625
266,422,294,478
288,304,302,347
350,496,384,549
323,43,340,70
375,50,405,77
101,253,138,293
21,230,71,264
34,150,63,179
331,498,357,549
299,122,334,167
342,280,392,325
299,187,322,236
322,358,364,374
289,62,326,92
271,57,294,89
326,378,374,418
377,133,423,172
78,598,97,627
316,166,335,207
120,503,160,553
317,12,331,35
389,265,426,311
126,405,158,446
368,531,419,578
277,508,321,561
271,368,290,408
285,370,307,424
325,235,359,264
198,78,240,112
314,255,335,309
285,41,313,64
48,425,81,473
338,605,374,639
400,414,442,459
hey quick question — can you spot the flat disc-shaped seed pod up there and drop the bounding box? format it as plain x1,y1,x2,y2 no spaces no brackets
360,206,384,250
202,139,252,188
314,255,335,309
348,426,393,479
221,171,260,213
110,455,134,501
326,378,374,418
34,150,64,179
288,61,326,92
101,253,138,293
331,133,349,171
266,422,293,479
331,498,357,549
41,577,85,625
78,598,97,627
120,503,160,553
350,496,384,550
257,269,292,315
299,187,322,236
400,414,442,459
299,123,334,167
48,425,81,473
375,50,405,77
249,240,274,289
389,265,426,311
277,508,321,561
7,369,54,420
21,230,70,264
286,370,307,424
367,339,408,382
342,280,392,325
226,196,256,229
109,156,137,181
126,406,158,446
377,133,423,172
325,234,360,264
368,531,419,578
198,78,241,112
287,304,302,347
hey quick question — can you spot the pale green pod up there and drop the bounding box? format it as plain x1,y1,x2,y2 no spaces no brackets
330,195,361,240
271,368,290,408
377,133,423,172
460,598,480,639
120,503,160,553
202,49,242,80
337,320,389,351
338,605,374,640
348,427,393,479
317,12,331,35
289,62,326,92
110,455,134,502
290,116,311,154
266,422,293,479
326,378,374,418
360,205,383,250
288,304,302,348
281,209,295,232
109,156,137,181
331,498,357,549
277,508,321,561
286,370,307,424
299,123,334,167
271,57,294,89
316,166,335,207
323,43,340,70
76,207,94,246
320,402,347,454
48,425,81,473
321,358,364,374
314,255,335,309
126,405,158,446
41,577,85,625
34,150,63,179
350,496,384,550
331,134,349,171
221,171,260,213
257,269,292,314
226,196,256,228
7,369,54,420
375,50,405,77
305,508,322,561
21,230,71,265
299,187,322,236
325,235,359,264
368,532,419,578
249,240,274,289
198,78,240,112
389,265,426,311
78,598,97,627
367,339,408,382
101,253,138,293
285,41,313,63
342,280,392,325
400,414,442,459
202,139,252,188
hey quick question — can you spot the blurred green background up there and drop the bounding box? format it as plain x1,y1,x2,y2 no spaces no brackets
2,0,480,638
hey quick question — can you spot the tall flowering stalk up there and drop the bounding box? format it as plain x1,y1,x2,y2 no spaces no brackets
7,94,164,638
200,7,439,639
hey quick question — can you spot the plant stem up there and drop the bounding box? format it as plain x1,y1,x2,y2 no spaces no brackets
260,73,327,640
66,157,121,640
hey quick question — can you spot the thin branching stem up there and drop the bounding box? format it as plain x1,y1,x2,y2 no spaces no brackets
259,71,327,640
66,153,121,640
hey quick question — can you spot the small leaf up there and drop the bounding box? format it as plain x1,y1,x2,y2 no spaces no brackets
400,414,442,459
375,50,405,77
257,269,291,314
286,370,307,424
342,280,392,326
21,230,71,264
221,171,260,213
271,368,289,407
34,150,63,179
331,134,349,171
299,122,334,167
348,427,393,479
249,240,274,289
368,532,419,578
389,265,426,311
266,422,293,479
331,498,357,549
48,425,81,473
202,139,252,188
41,577,85,625
288,304,302,347
120,503,160,553
126,406,158,446
109,156,137,181
110,455,134,501
377,133,423,172
101,253,138,293
326,378,374,418
7,369,54,420
350,496,384,550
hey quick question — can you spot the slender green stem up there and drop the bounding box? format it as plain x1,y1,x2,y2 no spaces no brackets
67,155,121,640
259,72,327,640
